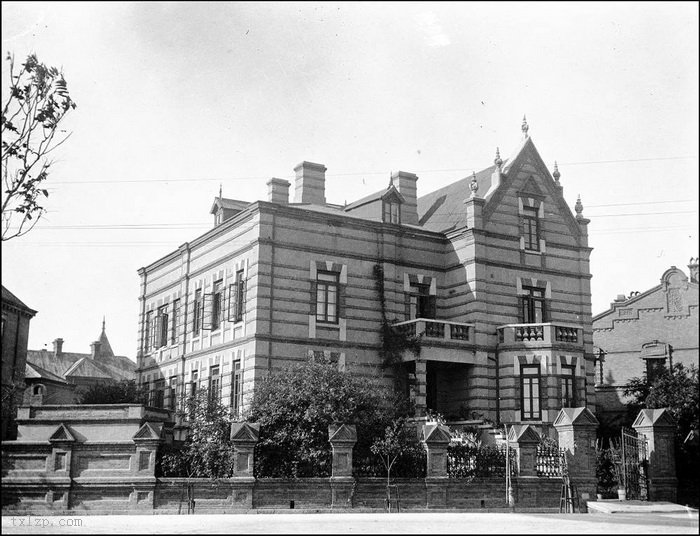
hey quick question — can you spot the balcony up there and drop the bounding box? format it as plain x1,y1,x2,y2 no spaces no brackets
497,322,583,348
393,318,476,363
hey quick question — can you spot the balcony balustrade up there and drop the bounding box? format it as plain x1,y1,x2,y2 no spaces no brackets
497,322,582,347
393,318,475,344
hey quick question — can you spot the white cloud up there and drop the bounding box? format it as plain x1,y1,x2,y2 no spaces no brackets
414,10,451,47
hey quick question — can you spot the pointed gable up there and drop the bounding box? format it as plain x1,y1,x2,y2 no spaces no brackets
230,422,260,442
133,422,163,441
553,407,599,427
508,424,541,443
49,423,76,443
328,423,357,443
64,357,112,379
422,423,451,444
633,408,676,429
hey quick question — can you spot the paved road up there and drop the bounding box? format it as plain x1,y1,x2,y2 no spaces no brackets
3,511,699,534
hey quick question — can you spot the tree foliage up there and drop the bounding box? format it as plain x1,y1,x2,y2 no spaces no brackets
2,52,77,241
158,389,236,479
247,358,413,478
370,417,423,491
78,379,145,405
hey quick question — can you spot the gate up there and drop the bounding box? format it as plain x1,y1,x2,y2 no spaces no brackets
621,427,648,500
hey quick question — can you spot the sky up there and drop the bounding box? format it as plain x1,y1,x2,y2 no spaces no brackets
2,1,698,360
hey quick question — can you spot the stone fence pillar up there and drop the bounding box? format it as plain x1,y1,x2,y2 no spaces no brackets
633,409,677,502
554,407,599,509
508,424,540,477
328,423,357,508
230,422,260,509
131,421,165,510
422,423,451,508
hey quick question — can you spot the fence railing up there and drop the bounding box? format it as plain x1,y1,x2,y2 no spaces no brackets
393,319,475,344
447,444,516,479
352,449,427,479
536,445,564,478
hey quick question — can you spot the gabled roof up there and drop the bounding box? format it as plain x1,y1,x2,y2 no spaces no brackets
133,421,164,440
25,362,69,384
508,424,541,443
422,423,451,444
64,357,113,379
328,423,357,443
1,285,37,315
553,407,599,427
230,422,260,442
49,423,76,442
344,185,405,212
632,408,676,428
417,165,496,233
210,197,250,215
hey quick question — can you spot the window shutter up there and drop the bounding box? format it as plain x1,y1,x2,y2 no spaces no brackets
310,281,318,316
518,297,526,323
404,292,411,320
151,315,159,349
427,295,437,319
202,293,213,330
227,284,236,322
240,278,247,319
337,283,346,318
542,299,550,322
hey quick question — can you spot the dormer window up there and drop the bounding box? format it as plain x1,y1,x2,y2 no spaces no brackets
383,199,401,224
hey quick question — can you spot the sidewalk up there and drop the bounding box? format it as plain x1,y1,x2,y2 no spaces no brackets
3,510,699,535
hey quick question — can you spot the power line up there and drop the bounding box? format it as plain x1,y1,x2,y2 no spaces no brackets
48,155,699,185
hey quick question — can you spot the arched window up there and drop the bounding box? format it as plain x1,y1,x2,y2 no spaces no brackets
33,384,45,396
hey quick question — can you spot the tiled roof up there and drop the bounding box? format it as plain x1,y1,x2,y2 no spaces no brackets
1,285,37,314
26,350,136,382
417,165,497,233
64,357,114,379
25,362,69,384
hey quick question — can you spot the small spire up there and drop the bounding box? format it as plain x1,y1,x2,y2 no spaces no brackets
521,115,529,138
575,194,584,220
494,147,502,169
553,161,560,183
102,316,106,333
469,171,479,198
219,183,223,199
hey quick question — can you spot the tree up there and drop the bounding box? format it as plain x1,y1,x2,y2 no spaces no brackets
78,380,146,404
2,52,76,241
247,358,413,478
370,418,418,510
159,389,236,479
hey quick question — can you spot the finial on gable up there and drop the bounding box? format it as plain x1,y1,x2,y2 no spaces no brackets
494,147,502,169
553,161,560,184
219,183,222,199
521,115,529,139
469,171,479,198
575,194,584,220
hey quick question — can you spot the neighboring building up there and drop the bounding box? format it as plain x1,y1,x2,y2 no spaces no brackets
593,260,700,430
24,320,137,404
136,120,595,434
1,286,37,440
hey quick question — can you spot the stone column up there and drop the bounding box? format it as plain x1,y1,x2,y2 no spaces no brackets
633,409,677,502
509,424,540,477
422,423,451,508
230,422,260,509
132,422,164,510
48,423,75,511
415,360,427,417
554,407,599,510
328,423,357,508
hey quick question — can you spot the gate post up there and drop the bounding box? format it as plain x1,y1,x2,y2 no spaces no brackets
632,409,677,502
422,423,450,508
509,424,540,476
328,424,357,508
554,407,599,509
230,422,260,508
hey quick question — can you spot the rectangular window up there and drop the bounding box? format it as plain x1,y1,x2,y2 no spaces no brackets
383,200,400,224
171,299,180,345
169,375,178,410
154,379,165,409
228,269,246,323
158,305,169,348
523,205,539,251
231,359,242,418
409,283,435,319
208,365,220,401
211,279,224,331
316,271,339,323
144,311,153,352
521,364,541,420
193,289,202,336
519,286,548,323
560,364,575,408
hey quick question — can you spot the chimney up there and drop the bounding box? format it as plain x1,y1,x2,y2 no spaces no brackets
90,340,101,359
293,161,326,204
52,338,64,357
689,257,699,284
391,171,419,225
267,178,291,204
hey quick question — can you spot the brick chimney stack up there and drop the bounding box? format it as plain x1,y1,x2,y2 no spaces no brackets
90,341,101,359
267,178,291,205
293,161,326,205
688,257,699,284
391,171,419,225
52,338,64,357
